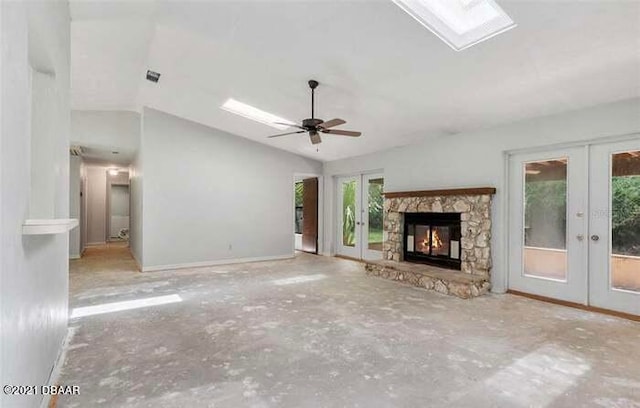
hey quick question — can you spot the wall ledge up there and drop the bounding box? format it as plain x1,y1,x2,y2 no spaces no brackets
23,219,79,235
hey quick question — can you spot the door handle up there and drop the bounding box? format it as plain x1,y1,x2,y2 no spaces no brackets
591,235,600,242
576,234,584,241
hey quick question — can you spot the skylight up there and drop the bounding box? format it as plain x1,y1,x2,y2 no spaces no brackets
221,98,295,130
391,0,516,51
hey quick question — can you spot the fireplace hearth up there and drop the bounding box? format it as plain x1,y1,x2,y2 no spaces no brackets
404,212,461,270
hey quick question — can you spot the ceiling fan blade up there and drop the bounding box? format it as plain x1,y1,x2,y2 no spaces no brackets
267,130,305,138
274,122,305,129
309,132,322,145
318,118,346,129
322,129,361,137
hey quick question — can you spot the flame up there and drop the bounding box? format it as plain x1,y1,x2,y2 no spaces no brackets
422,229,443,251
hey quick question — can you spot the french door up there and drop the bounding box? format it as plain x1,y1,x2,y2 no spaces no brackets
508,147,588,304
336,173,384,260
509,140,640,316
589,140,640,315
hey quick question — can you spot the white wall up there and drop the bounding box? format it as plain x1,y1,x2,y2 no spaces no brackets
110,185,129,215
140,108,322,270
0,1,71,407
85,166,107,245
69,155,81,257
109,184,129,238
71,110,140,152
323,98,640,292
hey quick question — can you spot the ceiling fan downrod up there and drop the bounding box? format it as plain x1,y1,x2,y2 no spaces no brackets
309,79,319,119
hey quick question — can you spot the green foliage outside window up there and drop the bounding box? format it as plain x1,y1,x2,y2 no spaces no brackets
612,176,640,256
525,176,640,255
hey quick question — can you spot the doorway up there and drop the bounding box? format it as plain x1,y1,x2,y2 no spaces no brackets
294,177,318,254
508,139,640,316
336,173,384,260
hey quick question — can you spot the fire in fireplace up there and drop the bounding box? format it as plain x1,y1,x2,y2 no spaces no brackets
404,213,461,270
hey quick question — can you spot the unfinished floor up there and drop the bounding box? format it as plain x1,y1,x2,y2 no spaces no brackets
59,243,640,407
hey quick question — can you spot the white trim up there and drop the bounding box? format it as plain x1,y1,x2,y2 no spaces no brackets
69,254,81,260
497,149,510,294
141,254,294,272
38,327,77,408
524,246,568,253
85,241,106,246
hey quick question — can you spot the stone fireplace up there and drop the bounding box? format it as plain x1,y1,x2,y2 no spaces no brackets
365,187,495,299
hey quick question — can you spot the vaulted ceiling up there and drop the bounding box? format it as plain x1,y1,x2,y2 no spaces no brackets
70,0,640,161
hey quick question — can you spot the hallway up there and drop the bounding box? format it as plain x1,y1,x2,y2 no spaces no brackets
70,242,139,294
58,245,640,407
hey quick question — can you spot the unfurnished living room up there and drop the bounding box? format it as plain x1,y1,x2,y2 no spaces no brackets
2,1,640,407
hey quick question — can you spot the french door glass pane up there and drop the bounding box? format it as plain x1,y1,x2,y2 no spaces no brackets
342,180,356,247
611,151,640,293
368,178,384,251
523,159,568,280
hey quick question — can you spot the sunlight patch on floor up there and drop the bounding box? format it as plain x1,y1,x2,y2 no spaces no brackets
272,274,327,286
70,294,183,318
483,344,591,407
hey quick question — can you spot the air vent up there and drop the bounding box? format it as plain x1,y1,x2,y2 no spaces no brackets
70,145,83,156
146,70,161,83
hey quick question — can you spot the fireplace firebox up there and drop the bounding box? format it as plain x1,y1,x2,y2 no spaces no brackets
403,213,462,270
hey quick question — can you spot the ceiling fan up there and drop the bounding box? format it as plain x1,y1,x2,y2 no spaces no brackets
267,80,361,145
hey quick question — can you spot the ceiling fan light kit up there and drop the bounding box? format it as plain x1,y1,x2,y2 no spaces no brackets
266,80,362,145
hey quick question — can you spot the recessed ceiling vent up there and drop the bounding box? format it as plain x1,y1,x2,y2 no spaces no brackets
70,145,83,156
146,70,161,83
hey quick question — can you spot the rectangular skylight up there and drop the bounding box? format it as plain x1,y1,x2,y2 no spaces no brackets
391,0,516,51
221,98,294,130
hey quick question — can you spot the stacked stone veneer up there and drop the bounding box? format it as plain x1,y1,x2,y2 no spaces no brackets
383,193,493,277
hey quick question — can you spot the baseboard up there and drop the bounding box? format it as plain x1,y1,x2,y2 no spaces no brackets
141,254,295,272
69,254,81,260
85,242,106,246
507,290,640,322
39,326,77,408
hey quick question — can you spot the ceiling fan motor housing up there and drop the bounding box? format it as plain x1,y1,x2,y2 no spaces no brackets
302,118,323,129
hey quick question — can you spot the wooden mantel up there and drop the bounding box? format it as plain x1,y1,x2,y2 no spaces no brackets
383,187,496,199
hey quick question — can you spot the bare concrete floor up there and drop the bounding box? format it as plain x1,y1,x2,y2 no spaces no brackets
59,244,640,407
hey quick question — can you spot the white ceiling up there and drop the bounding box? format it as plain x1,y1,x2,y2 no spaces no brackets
71,0,640,162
